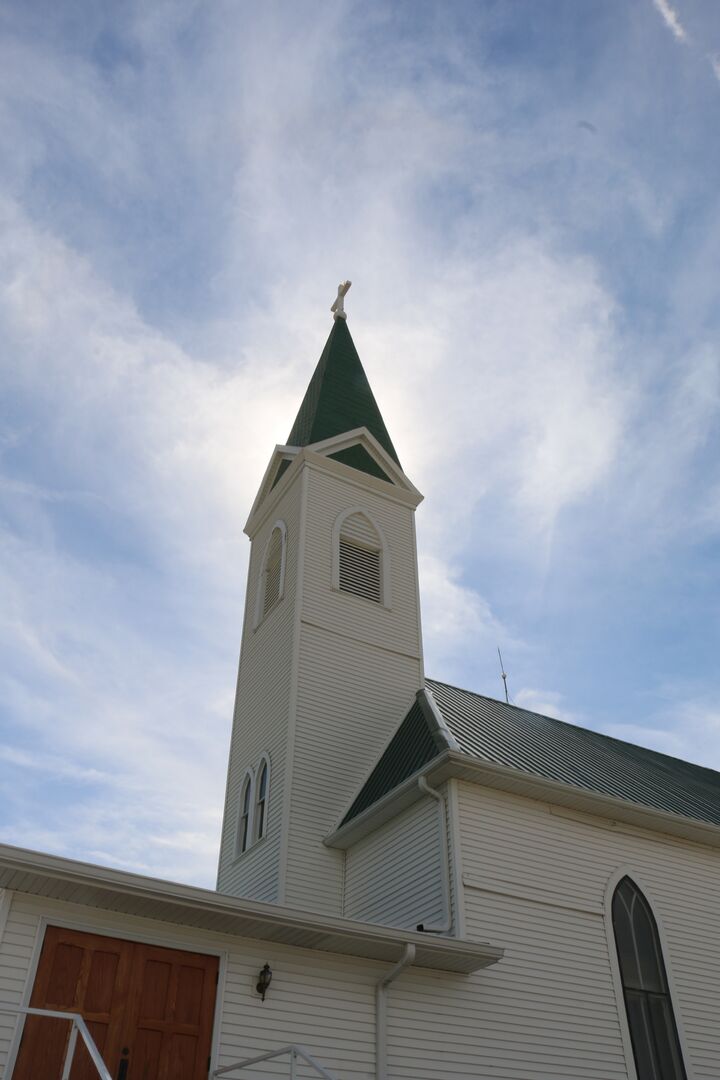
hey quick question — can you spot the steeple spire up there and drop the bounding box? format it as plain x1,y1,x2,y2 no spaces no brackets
286,314,401,466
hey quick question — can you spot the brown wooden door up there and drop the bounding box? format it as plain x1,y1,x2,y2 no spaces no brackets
124,944,219,1080
12,927,218,1080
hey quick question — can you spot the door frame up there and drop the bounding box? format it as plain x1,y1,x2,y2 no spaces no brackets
5,910,228,1080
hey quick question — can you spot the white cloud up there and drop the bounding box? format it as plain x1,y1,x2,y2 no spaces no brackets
604,698,720,771
1,2,719,884
513,688,580,725
651,0,688,43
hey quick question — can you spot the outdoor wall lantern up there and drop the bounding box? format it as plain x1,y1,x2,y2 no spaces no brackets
256,963,273,1001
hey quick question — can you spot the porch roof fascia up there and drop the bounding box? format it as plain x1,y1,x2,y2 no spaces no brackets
0,843,502,974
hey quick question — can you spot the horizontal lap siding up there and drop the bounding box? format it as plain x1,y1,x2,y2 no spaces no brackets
286,625,422,915
458,782,720,1078
0,895,38,1072
216,480,302,902
387,967,627,1080
0,893,379,1080
345,799,444,928
284,465,423,915
301,468,422,659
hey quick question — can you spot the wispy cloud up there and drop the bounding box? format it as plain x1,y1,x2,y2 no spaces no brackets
652,0,688,43
650,0,720,86
1,2,719,882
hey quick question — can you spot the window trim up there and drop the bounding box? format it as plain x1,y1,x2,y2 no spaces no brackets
253,753,271,843
603,867,692,1080
254,520,287,628
235,770,255,857
235,755,272,859
331,506,392,609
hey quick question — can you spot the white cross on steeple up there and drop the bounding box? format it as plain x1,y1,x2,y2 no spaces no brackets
330,280,352,320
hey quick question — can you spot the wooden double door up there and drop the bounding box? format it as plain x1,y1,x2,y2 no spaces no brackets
13,926,219,1080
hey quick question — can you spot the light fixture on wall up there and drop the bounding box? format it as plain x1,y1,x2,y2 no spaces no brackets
256,963,272,1001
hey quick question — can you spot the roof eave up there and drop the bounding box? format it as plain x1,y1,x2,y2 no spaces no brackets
244,444,300,534
0,843,502,974
446,752,720,849
245,439,423,537
325,750,720,852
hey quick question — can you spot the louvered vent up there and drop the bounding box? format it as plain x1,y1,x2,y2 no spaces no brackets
339,539,381,603
262,527,283,616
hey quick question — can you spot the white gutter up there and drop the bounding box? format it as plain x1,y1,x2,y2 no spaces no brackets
416,776,452,934
376,943,415,1080
0,842,502,974
327,749,720,853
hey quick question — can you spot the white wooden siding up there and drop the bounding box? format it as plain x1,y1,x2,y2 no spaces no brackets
282,461,424,915
219,454,424,917
344,798,444,929
285,623,422,915
301,467,422,659
0,893,380,1080
457,781,720,1079
216,478,302,901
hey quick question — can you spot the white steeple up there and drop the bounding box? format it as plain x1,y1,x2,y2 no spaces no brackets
217,312,424,914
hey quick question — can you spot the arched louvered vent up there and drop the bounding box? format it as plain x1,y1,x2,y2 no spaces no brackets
259,523,286,622
338,513,382,603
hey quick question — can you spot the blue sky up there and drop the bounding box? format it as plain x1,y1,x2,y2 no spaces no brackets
1,0,719,886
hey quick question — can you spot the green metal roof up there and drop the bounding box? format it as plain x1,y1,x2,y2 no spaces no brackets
328,444,393,483
287,319,401,467
341,678,720,829
341,695,443,825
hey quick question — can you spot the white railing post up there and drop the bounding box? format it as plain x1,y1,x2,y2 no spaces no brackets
61,1024,79,1080
211,1042,338,1079
0,1003,113,1080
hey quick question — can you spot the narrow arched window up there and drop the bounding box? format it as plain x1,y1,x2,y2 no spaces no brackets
336,511,383,604
256,521,286,625
237,772,253,855
254,758,269,841
612,877,687,1080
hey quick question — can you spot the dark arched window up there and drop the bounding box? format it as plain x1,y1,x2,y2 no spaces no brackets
237,772,253,855
612,877,687,1080
254,758,269,841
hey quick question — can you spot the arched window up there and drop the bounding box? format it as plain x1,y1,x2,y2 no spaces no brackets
332,508,391,607
254,756,270,842
237,772,254,855
612,877,687,1080
255,521,287,626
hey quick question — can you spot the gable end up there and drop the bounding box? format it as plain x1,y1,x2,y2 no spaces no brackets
340,691,449,825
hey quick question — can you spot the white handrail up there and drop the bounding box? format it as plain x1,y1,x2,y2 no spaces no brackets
214,1043,338,1080
0,1002,113,1080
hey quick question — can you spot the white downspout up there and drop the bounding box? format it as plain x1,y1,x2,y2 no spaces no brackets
416,776,452,934
376,943,415,1080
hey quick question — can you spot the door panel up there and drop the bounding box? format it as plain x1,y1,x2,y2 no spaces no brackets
12,927,218,1080
13,927,133,1080
128,945,218,1080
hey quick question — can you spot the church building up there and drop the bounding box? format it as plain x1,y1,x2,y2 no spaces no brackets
0,288,718,1080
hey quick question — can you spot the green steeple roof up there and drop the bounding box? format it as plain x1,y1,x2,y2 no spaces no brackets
287,318,401,467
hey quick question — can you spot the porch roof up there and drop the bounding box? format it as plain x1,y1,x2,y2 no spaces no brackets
0,843,502,975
